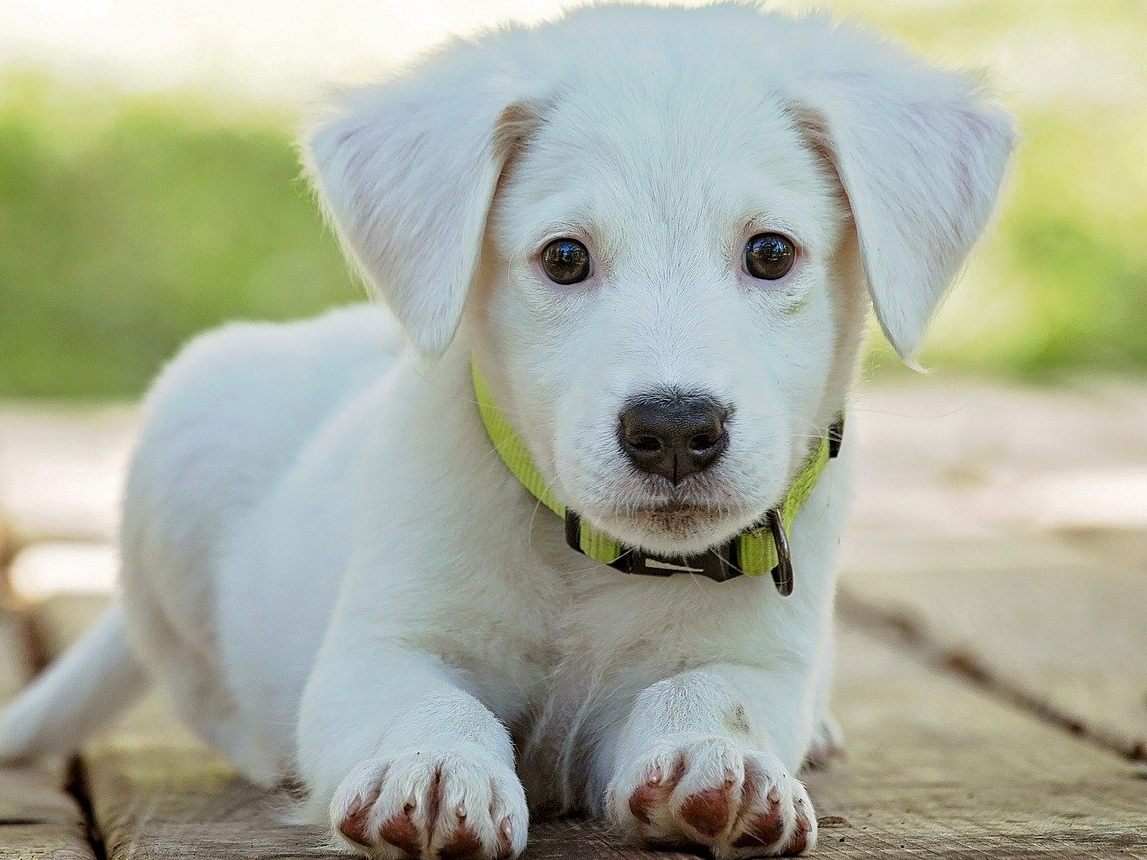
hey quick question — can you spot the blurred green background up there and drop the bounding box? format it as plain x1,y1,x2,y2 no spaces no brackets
2,0,1145,398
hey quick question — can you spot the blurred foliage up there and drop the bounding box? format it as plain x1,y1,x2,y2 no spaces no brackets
0,76,359,397
865,106,1147,381
2,0,1145,396
845,0,1147,381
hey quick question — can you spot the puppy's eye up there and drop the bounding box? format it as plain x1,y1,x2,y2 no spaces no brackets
744,233,796,280
540,238,592,285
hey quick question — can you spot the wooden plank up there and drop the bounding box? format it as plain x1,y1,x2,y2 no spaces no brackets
7,543,118,602
0,600,98,860
809,626,1147,858
839,378,1147,763
35,595,1147,859
0,826,96,860
0,404,136,546
840,551,1147,762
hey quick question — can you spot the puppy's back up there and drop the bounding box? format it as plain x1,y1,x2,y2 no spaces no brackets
119,305,400,646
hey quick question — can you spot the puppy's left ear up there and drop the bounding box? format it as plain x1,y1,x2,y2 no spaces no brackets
304,46,542,355
796,40,1017,358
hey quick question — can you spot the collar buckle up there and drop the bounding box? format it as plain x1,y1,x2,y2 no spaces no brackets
611,543,743,582
565,509,794,593
565,511,744,583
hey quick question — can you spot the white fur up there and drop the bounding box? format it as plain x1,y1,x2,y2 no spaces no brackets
0,5,1013,858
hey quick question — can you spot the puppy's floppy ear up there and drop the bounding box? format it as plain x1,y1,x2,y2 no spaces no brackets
795,39,1016,358
305,45,542,354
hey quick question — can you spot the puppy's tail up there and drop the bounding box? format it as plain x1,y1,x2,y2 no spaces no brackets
0,603,149,761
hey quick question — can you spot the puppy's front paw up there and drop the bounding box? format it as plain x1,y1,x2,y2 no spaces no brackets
330,747,528,859
607,734,816,857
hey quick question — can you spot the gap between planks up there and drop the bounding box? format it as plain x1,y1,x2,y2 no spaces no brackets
0,600,104,860
21,605,109,860
837,583,1147,765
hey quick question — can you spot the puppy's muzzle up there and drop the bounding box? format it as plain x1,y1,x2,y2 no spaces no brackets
618,391,730,484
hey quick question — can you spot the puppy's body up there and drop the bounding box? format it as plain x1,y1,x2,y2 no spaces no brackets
1,5,1012,858
122,304,845,790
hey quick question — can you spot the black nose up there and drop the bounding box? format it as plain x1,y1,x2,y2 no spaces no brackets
618,392,730,484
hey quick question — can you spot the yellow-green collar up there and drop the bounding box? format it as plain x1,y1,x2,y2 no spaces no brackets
472,359,842,592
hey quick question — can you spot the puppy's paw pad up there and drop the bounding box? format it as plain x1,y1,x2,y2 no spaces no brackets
625,757,686,825
727,763,816,858
609,735,743,842
679,785,736,838
607,737,816,857
377,809,422,856
331,749,527,859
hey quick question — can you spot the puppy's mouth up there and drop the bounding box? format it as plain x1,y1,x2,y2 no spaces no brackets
594,497,749,547
566,462,766,555
628,503,727,533
628,500,725,517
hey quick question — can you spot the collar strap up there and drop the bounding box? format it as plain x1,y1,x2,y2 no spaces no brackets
472,359,842,593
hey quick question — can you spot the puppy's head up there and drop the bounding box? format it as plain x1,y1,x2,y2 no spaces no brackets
306,5,1015,557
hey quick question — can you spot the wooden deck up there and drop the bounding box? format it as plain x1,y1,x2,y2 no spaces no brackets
1,378,1146,858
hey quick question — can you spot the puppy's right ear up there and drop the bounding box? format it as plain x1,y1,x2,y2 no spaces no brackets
305,45,542,355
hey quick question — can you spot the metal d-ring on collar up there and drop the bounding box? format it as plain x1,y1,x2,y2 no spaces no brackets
765,508,794,596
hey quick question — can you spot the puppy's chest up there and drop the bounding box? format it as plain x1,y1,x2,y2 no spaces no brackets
524,571,742,706
517,526,701,675
485,525,770,737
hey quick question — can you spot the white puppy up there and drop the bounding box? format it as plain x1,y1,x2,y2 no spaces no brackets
0,4,1013,858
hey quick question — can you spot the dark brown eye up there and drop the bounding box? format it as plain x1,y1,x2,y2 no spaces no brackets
744,233,796,280
540,238,591,285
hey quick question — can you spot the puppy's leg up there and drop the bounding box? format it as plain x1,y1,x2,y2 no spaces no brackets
602,664,817,858
805,713,844,770
298,645,526,860
805,624,844,770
